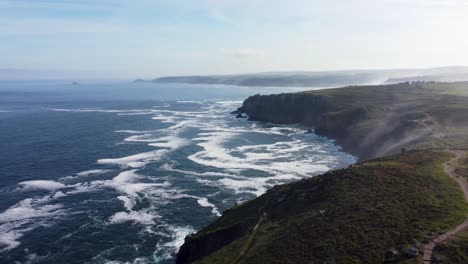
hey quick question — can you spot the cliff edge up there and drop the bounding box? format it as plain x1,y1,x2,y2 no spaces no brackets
237,82,468,160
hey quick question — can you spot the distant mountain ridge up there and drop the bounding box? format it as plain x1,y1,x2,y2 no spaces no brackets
146,66,468,87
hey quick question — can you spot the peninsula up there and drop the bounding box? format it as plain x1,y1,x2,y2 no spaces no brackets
151,67,468,88
176,82,468,263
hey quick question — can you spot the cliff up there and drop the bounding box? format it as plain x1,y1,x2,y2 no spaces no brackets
176,151,468,263
176,82,468,263
237,82,468,160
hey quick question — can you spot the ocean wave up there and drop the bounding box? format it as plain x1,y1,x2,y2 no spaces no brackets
0,195,65,251
153,225,195,261
196,197,221,216
18,180,66,191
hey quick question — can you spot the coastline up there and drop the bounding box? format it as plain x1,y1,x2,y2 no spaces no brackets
175,81,468,263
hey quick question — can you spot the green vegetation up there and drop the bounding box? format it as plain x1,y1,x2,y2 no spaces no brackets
455,153,468,181
432,230,468,263
420,82,468,97
432,230,468,264
177,151,468,264
431,152,468,264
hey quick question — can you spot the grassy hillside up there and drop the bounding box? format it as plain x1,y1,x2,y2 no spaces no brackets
430,153,468,264
177,151,468,264
237,82,468,160
432,230,468,263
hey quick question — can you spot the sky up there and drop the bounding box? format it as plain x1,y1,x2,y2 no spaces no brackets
1,0,468,79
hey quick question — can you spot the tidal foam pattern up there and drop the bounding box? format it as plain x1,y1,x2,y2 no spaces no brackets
1,101,356,263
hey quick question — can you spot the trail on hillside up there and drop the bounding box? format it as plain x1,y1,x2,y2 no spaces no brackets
422,150,468,263
232,213,265,264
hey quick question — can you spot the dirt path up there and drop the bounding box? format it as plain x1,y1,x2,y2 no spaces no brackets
422,150,468,263
232,213,266,264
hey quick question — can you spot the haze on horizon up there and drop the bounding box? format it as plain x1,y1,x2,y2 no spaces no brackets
1,0,468,80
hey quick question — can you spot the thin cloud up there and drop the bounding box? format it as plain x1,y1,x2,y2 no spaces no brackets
0,17,124,36
210,9,237,25
222,48,261,58
0,0,123,10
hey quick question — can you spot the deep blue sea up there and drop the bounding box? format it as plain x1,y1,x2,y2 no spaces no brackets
0,81,356,264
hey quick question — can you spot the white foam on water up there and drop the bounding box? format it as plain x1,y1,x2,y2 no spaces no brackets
154,225,195,260
0,197,63,223
18,180,66,191
52,191,67,199
97,150,167,168
196,198,221,216
76,169,110,177
160,163,237,178
100,130,190,169
0,196,65,251
109,210,158,225
123,134,160,143
104,170,170,196
176,100,203,104
217,178,267,196
117,111,156,116
101,171,188,226
147,136,190,149
117,195,135,211
188,131,329,175
48,108,154,114
0,223,25,251
151,114,177,123
214,100,243,105
77,169,112,177
115,129,158,134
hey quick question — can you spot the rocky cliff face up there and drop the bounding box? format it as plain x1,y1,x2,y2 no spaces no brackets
176,223,251,264
236,91,376,159
238,93,331,124
236,83,468,160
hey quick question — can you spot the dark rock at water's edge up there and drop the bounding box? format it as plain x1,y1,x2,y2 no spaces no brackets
176,223,251,264
235,113,247,119
231,109,247,118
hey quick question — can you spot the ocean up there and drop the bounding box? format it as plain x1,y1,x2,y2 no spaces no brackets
0,81,356,263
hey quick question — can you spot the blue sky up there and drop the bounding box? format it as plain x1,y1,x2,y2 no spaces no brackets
1,0,468,79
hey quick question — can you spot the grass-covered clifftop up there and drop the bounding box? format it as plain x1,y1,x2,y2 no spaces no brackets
237,82,468,160
177,151,468,263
